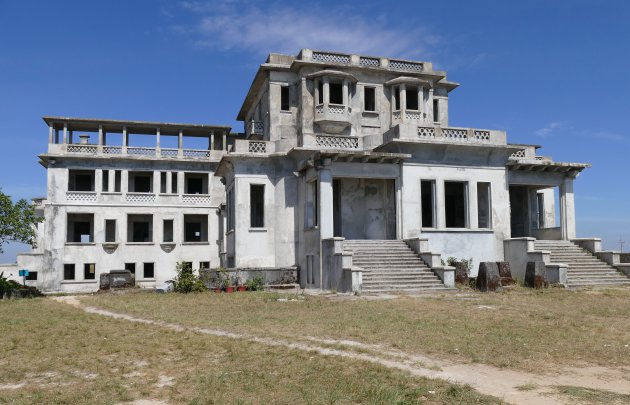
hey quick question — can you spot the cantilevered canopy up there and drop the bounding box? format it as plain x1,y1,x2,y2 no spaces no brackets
42,116,231,137
507,160,590,177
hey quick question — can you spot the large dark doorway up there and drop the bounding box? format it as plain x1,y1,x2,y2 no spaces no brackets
332,178,396,240
509,186,528,237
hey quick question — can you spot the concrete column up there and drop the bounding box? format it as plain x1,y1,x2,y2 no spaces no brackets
323,77,330,107
469,182,478,229
62,123,68,144
122,127,128,154
153,171,160,194
435,180,446,229
48,125,54,144
166,171,172,194
427,88,434,124
95,170,103,194
178,129,183,158
178,171,185,195
121,170,129,194
314,79,320,105
156,128,161,151
318,169,334,239
400,84,407,115
98,125,103,145
560,177,576,240
222,132,227,151
209,131,214,150
342,79,348,107
108,170,115,192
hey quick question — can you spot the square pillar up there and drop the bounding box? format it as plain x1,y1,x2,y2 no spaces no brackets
166,171,172,194
223,132,227,151
323,77,330,107
469,181,479,229
48,125,54,144
560,177,576,240
342,79,348,107
435,180,446,229
62,123,68,144
318,169,334,239
178,129,184,158
156,128,161,151
209,131,214,150
121,170,129,194
108,170,115,192
122,127,128,154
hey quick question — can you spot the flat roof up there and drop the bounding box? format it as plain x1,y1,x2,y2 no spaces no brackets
43,116,232,137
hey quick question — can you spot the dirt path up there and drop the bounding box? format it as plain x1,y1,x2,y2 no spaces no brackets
54,296,630,405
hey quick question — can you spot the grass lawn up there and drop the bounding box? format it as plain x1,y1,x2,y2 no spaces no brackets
0,298,499,405
82,287,630,372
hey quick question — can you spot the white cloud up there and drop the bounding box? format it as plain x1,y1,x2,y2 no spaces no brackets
176,1,441,59
534,121,571,137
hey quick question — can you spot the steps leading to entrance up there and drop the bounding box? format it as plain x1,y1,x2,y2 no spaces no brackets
534,240,630,287
344,240,449,293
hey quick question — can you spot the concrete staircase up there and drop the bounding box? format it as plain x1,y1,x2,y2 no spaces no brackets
534,240,630,287
344,240,449,293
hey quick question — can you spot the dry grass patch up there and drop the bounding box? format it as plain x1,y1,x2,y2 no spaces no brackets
553,385,630,404
0,298,499,404
82,287,630,371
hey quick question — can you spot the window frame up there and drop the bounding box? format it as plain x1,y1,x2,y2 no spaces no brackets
420,180,436,229
63,264,75,281
250,183,265,229
363,86,376,112
476,182,492,229
280,85,290,111
444,181,469,229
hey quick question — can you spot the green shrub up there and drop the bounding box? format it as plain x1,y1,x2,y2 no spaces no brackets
172,262,207,293
245,275,264,291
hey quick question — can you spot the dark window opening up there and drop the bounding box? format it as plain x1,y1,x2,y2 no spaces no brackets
445,182,467,228
185,173,208,194
227,188,235,231
127,214,153,242
171,172,178,194
68,170,95,191
102,170,109,192
477,182,492,229
394,87,401,110
143,263,155,279
537,192,545,229
163,219,174,243
105,219,116,242
250,184,265,228
26,271,37,281
67,213,94,243
329,82,343,105
184,215,208,242
433,99,439,123
199,261,210,270
421,180,435,228
306,181,318,228
124,263,136,275
281,86,290,111
364,87,376,112
114,170,121,192
84,263,96,280
317,81,324,104
128,172,152,193
407,87,419,110
64,264,75,280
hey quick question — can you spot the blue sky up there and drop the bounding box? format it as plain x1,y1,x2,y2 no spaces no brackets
1,0,629,261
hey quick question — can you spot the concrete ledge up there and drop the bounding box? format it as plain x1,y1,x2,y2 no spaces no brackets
595,251,620,266
546,263,568,286
432,266,455,288
571,238,602,253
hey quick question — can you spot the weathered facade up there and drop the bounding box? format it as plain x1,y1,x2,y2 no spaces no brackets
5,49,629,292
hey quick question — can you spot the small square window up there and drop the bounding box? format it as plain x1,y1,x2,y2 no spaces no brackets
64,264,75,280
143,263,155,279
199,261,210,271
26,271,38,281
84,263,96,280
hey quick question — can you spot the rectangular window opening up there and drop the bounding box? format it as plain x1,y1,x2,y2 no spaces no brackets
184,173,208,194
114,170,121,192
171,172,178,194
25,271,38,281
280,86,290,111
102,170,109,192
143,263,155,279
84,263,96,280
199,261,210,271
66,213,94,243
329,82,343,105
160,172,167,194
364,87,376,112
421,180,435,228
163,219,174,243
250,184,265,228
68,170,95,192
407,87,419,110
394,87,401,110
317,81,324,104
105,219,116,243
128,171,153,193
227,187,235,231
445,181,468,228
127,214,153,242
433,99,439,123
477,182,492,229
306,181,318,228
64,264,75,280
124,263,136,275
184,214,208,242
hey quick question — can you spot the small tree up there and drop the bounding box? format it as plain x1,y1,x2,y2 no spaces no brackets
0,190,41,253
172,262,207,293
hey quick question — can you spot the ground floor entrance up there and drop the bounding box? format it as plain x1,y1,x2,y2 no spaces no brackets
332,178,396,240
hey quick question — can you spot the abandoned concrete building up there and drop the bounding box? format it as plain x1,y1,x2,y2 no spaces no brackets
4,49,630,293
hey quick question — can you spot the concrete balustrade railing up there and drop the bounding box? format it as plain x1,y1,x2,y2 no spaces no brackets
384,123,507,146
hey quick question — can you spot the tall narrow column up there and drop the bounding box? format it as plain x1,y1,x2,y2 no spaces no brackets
178,129,184,158
427,88,434,124
400,84,407,119
342,79,348,107
318,169,334,239
108,169,115,192
122,126,128,154
222,132,227,151
560,177,576,240
48,125,54,144
323,77,330,108
98,125,103,145
62,123,68,144
166,171,172,194
209,131,214,150
156,128,161,152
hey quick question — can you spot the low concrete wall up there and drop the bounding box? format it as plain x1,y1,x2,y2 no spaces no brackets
200,267,298,288
620,253,630,263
